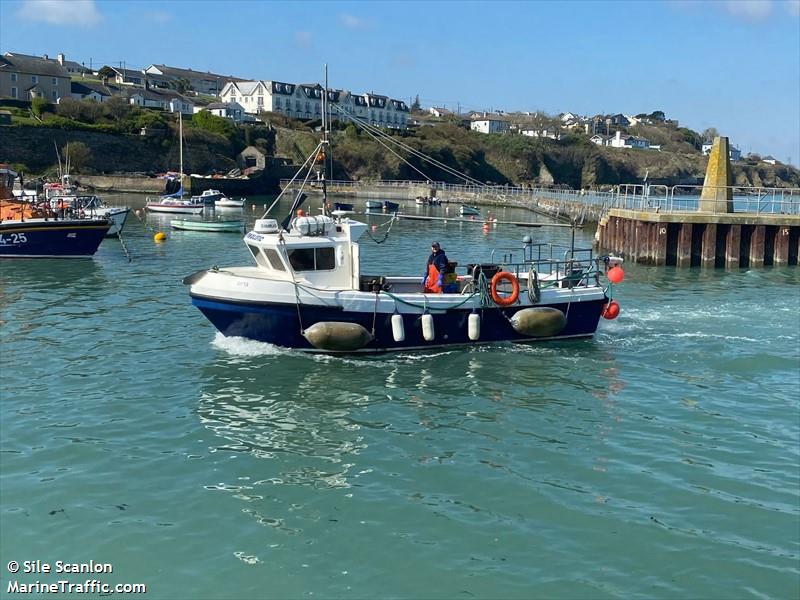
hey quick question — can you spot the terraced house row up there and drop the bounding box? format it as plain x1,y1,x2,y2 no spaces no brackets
219,80,409,129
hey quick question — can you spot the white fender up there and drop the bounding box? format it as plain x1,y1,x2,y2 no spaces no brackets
391,313,405,342
468,312,480,341
421,313,435,341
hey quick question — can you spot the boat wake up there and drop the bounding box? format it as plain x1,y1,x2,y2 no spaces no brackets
211,332,285,357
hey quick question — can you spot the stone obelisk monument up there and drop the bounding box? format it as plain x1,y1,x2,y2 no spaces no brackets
699,136,734,213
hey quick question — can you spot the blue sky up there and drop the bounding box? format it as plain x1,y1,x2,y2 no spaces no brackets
2,0,799,165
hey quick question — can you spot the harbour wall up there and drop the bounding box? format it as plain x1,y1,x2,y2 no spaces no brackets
283,182,599,223
596,209,800,266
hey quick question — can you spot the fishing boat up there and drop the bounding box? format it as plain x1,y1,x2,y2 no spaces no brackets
145,113,204,214
184,210,620,353
334,202,354,212
460,204,481,216
183,70,622,353
170,219,245,233
0,165,111,258
365,200,382,211
383,200,400,213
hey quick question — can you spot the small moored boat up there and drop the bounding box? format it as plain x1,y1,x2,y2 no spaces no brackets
383,201,400,213
460,204,481,216
170,219,245,233
215,196,246,208
191,189,224,205
365,200,382,210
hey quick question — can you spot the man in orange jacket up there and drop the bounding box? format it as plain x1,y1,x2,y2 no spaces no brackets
422,241,448,293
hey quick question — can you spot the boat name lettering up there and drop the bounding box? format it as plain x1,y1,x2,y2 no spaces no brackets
0,233,28,246
236,281,249,287
245,232,264,242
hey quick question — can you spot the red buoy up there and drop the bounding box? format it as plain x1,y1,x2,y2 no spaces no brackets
602,300,620,320
607,266,625,284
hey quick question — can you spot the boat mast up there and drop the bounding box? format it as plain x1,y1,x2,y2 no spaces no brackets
320,64,329,215
179,112,184,199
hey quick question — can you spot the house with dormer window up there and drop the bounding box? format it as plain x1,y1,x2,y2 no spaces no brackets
219,79,407,128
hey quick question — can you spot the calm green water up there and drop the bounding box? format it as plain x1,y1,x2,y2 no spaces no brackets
1,194,798,599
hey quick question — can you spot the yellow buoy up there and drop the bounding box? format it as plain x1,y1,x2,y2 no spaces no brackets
154,232,166,242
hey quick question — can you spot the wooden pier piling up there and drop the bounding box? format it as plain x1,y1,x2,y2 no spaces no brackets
595,213,800,267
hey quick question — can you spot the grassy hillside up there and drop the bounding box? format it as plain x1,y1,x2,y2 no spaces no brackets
307,123,800,189
2,99,797,189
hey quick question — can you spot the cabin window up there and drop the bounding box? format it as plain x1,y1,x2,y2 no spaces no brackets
247,243,268,267
288,247,335,272
264,248,286,271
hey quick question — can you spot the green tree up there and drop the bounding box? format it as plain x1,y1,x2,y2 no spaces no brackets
412,95,421,111
97,66,116,80
104,96,131,123
702,127,719,141
174,78,192,94
191,110,236,139
31,97,50,117
62,141,92,173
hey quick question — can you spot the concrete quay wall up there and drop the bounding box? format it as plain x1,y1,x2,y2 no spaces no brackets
78,175,165,193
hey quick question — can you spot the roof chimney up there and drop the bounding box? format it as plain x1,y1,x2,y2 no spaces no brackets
57,53,65,65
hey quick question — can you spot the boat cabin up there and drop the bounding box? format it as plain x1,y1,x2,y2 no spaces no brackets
244,214,368,290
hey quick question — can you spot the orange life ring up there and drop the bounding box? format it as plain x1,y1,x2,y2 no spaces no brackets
490,272,519,306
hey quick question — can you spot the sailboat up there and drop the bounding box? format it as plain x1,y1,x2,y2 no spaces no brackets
146,113,204,214
183,69,622,353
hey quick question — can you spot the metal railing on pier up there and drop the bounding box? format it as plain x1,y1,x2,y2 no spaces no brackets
280,179,800,218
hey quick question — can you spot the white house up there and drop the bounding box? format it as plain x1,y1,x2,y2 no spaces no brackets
110,67,145,87
219,80,408,128
69,81,114,102
762,155,777,165
471,117,509,134
521,128,560,140
429,106,452,118
126,89,195,114
590,134,611,146
609,130,650,149
144,64,244,96
200,101,246,122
